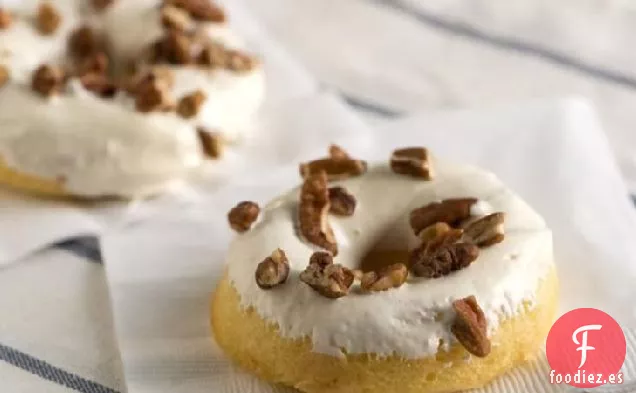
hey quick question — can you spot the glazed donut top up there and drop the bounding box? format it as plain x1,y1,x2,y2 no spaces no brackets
0,0,264,197
225,147,554,359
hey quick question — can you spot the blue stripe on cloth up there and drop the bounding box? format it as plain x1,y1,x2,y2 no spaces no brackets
0,343,120,393
56,237,102,263
373,0,636,90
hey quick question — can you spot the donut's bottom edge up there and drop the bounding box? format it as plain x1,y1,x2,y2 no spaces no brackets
211,267,559,393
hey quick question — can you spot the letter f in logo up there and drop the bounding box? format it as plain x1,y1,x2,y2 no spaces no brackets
572,324,602,368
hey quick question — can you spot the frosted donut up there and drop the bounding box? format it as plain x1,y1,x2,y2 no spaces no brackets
0,0,263,198
211,146,559,393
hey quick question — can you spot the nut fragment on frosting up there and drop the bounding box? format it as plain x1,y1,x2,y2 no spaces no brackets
134,74,174,112
451,296,491,357
225,50,258,73
298,171,338,255
328,144,350,160
177,90,206,118
151,31,193,65
228,201,260,233
80,73,117,98
411,242,479,278
0,8,12,30
410,198,477,235
255,249,290,289
197,128,224,159
390,147,434,180
36,3,62,35
0,66,9,88
161,5,193,32
32,65,65,97
165,0,226,23
68,26,100,59
462,213,505,247
299,252,354,298
360,263,408,292
328,187,356,216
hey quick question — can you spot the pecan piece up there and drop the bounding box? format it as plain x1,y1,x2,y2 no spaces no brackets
177,90,206,118
411,243,479,278
300,252,354,298
134,74,174,112
225,50,257,73
92,0,114,11
0,8,12,30
166,0,226,22
299,158,367,181
227,201,260,233
0,65,9,88
68,26,99,59
451,296,491,357
31,64,65,97
360,263,408,292
80,73,117,98
390,147,434,180
418,222,452,245
328,187,356,216
328,144,350,160
462,213,505,247
198,42,227,67
151,31,193,65
78,52,109,76
36,3,62,35
161,5,193,32
410,198,477,235
197,128,223,159
255,249,290,289
410,227,463,268
298,171,338,255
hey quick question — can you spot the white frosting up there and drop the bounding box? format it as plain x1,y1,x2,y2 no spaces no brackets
226,160,555,358
0,0,265,197
0,0,81,82
0,83,202,197
101,0,265,141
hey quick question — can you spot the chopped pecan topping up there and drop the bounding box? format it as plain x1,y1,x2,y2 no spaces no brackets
134,74,174,112
165,0,226,22
151,31,193,65
197,128,223,159
68,26,99,59
225,50,257,72
176,90,206,118
418,222,452,245
411,242,479,278
0,8,12,30
78,52,108,76
390,147,434,180
80,73,117,98
0,65,9,88
161,5,193,32
198,42,226,67
328,144,350,160
300,252,354,298
462,213,505,247
36,3,62,35
298,171,338,255
410,198,477,235
92,0,114,11
228,201,260,233
300,158,367,181
328,187,356,216
360,263,408,292
255,249,290,289
31,64,65,97
451,296,491,357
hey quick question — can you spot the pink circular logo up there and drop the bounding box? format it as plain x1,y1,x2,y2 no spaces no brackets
546,308,626,388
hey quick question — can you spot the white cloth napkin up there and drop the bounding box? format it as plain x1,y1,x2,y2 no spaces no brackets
101,97,636,393
241,0,636,192
0,0,361,265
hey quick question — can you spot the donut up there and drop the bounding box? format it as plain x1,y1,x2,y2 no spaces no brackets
212,146,559,393
0,0,264,199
